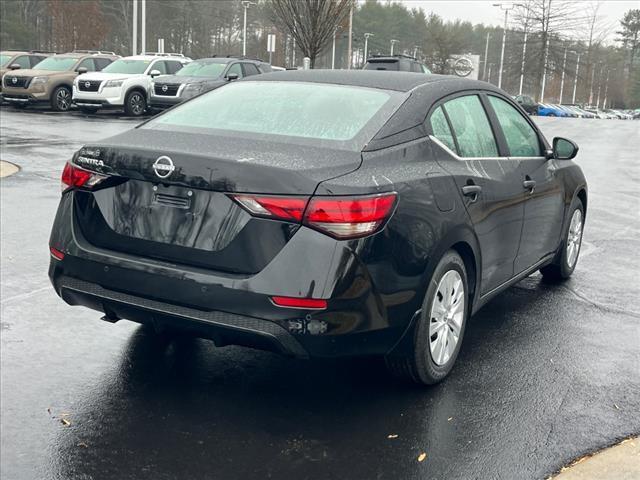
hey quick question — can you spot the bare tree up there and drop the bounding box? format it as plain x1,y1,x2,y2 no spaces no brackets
269,0,352,67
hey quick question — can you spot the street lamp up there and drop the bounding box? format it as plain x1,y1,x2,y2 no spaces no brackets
364,33,374,63
602,68,614,109
493,3,523,89
482,32,491,81
390,39,399,56
558,46,572,104
413,45,419,58
241,1,256,57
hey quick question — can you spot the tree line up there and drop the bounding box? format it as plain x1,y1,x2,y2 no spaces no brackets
0,0,638,107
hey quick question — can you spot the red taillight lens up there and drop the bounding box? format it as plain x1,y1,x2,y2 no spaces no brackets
49,246,65,260
61,162,106,193
271,296,327,310
232,195,308,221
231,192,397,240
304,193,397,239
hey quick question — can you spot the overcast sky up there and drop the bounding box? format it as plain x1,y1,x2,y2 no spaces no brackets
395,1,637,43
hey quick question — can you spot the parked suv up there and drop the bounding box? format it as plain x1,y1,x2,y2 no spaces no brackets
72,53,191,116
514,94,538,115
363,54,431,73
1,50,53,98
149,56,271,109
1,50,118,111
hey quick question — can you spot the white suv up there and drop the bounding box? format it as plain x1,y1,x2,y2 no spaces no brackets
72,53,190,116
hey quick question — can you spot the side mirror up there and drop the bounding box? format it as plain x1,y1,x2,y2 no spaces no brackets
552,137,579,160
226,73,239,81
149,69,161,78
9,63,21,70
76,67,88,74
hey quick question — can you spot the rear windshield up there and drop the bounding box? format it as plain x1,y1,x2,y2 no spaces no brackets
175,61,226,78
102,59,150,74
144,81,394,142
364,60,399,71
34,56,77,71
0,54,12,67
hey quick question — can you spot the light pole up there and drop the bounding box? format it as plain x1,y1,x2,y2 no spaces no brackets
347,2,353,69
364,33,373,63
559,46,568,104
132,0,138,55
595,63,605,108
241,1,256,57
493,3,522,89
518,6,530,95
390,39,399,56
141,0,146,54
413,45,419,58
482,32,491,81
571,52,581,104
540,38,549,102
331,28,337,69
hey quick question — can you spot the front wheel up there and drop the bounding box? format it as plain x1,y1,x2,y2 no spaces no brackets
51,86,72,111
124,90,147,117
540,199,584,281
386,250,469,385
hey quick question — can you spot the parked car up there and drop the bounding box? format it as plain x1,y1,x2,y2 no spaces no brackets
1,50,53,99
48,71,586,385
564,105,595,118
149,56,271,110
538,103,570,117
514,94,538,115
1,50,118,111
363,54,431,73
556,105,578,117
72,53,191,116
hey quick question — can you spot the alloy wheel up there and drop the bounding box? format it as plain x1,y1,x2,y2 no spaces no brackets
429,270,465,366
130,93,145,116
566,209,583,268
56,88,70,111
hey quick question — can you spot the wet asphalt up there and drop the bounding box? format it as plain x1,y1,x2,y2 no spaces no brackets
1,106,639,480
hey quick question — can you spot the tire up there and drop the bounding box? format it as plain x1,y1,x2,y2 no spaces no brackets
50,86,72,112
79,106,99,114
540,198,584,281
124,90,147,117
386,250,469,385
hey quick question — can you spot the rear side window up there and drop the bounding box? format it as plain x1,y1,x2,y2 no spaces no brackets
442,95,498,158
257,63,272,73
410,62,422,73
429,107,457,153
242,63,260,76
488,96,541,157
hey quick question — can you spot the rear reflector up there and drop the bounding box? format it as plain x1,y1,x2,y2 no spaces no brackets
271,296,327,310
61,162,106,193
231,192,397,240
49,246,65,260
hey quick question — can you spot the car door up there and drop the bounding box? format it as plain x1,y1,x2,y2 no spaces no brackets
487,95,565,274
429,93,525,294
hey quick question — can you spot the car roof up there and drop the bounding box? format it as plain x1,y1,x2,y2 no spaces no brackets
120,55,188,61
244,69,498,93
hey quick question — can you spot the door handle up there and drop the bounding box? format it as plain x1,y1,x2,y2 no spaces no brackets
462,184,482,202
523,179,536,193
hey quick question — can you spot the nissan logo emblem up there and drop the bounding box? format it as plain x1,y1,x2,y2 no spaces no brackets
12,77,17,84
453,57,474,77
152,156,175,179
161,84,168,92
84,81,91,88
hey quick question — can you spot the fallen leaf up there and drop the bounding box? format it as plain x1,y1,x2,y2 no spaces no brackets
614,404,620,410
417,452,427,462
387,434,398,439
77,442,88,448
447,417,453,421
60,418,70,426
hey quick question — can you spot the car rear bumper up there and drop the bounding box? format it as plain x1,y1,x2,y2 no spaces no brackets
149,94,183,108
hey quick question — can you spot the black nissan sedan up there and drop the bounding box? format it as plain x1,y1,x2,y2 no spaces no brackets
48,70,587,385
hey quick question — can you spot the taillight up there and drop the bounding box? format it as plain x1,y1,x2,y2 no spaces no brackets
304,193,397,239
271,296,327,310
231,192,397,240
61,162,106,193
232,195,308,221
49,246,65,260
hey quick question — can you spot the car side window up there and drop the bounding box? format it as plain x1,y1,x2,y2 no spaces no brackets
242,63,260,76
488,96,542,157
94,58,112,71
226,63,243,78
13,55,31,69
151,60,168,75
166,61,183,74
29,56,46,68
443,95,498,158
77,58,96,72
429,106,457,154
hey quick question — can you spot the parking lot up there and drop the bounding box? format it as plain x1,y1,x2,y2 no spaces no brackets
1,106,639,480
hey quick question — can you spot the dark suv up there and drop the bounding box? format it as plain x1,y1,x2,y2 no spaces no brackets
514,94,538,115
364,54,431,73
149,56,272,109
49,71,586,385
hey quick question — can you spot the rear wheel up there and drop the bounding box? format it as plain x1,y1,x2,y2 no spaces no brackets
51,86,72,111
386,250,469,385
124,90,146,117
540,199,584,281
